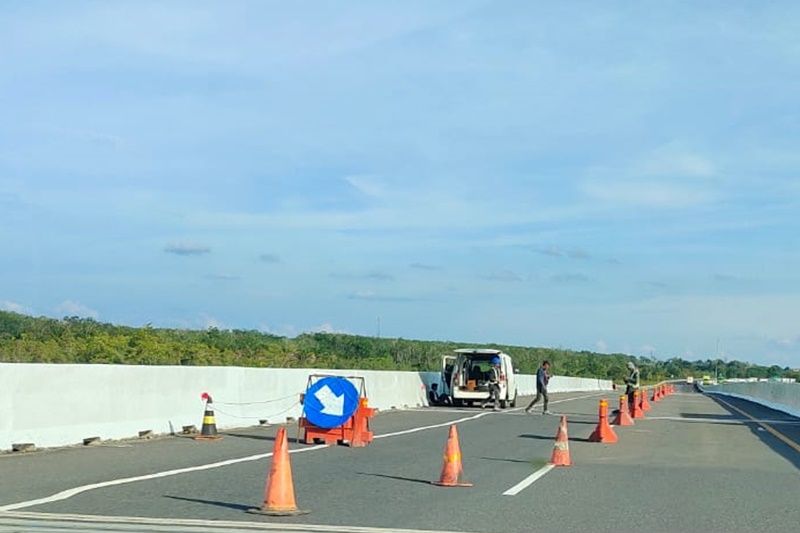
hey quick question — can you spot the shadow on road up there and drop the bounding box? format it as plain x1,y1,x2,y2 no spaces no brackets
164,495,252,511
224,432,302,444
706,394,800,472
480,456,535,464
357,472,432,485
518,434,591,443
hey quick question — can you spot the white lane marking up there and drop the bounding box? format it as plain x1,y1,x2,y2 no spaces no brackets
411,391,612,415
0,510,469,533
0,390,610,512
0,445,327,512
502,464,556,496
374,411,491,439
375,391,611,438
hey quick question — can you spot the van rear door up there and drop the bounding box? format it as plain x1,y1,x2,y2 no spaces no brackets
441,355,456,395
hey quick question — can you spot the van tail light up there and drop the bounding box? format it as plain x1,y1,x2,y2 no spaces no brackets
500,373,506,381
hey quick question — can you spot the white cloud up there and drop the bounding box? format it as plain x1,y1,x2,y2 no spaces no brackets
344,175,387,198
595,340,608,353
310,322,349,334
258,323,298,338
199,313,224,329
55,300,99,319
1,300,32,314
639,149,715,178
640,344,657,357
581,180,713,209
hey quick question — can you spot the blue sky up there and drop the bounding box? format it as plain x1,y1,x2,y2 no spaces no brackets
1,1,799,367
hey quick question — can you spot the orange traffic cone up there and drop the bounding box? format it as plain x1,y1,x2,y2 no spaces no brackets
432,425,472,487
641,387,652,412
248,427,309,516
589,399,618,443
632,391,645,419
651,386,660,402
612,395,634,426
194,393,223,441
550,416,572,466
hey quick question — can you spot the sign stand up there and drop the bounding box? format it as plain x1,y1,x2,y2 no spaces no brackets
298,374,376,447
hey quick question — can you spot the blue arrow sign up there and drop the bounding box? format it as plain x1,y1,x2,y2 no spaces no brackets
304,376,360,429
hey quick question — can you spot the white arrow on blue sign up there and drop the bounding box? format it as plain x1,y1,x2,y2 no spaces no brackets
303,376,360,429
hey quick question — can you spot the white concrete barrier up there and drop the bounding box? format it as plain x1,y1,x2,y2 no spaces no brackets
703,382,800,418
0,363,611,450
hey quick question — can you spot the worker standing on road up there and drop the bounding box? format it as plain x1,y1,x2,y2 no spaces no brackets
624,361,640,410
525,360,551,415
481,356,502,411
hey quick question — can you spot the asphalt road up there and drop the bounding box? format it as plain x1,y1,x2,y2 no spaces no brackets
1,387,799,533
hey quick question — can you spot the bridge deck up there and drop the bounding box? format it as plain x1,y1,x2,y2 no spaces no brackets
1,388,798,532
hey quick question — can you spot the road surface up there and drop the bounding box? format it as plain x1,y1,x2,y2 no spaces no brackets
1,387,798,532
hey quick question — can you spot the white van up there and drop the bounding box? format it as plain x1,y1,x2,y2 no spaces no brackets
441,349,518,408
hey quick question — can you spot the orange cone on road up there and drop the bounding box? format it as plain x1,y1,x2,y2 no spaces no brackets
248,426,309,516
641,387,652,412
612,395,634,426
550,416,572,466
589,399,618,443
432,425,473,487
632,391,645,419
652,386,660,402
194,393,223,441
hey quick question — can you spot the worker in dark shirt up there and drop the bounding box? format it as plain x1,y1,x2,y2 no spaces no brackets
624,361,640,410
480,356,502,411
525,360,551,415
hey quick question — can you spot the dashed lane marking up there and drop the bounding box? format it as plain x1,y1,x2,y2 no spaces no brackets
502,464,556,496
0,390,610,512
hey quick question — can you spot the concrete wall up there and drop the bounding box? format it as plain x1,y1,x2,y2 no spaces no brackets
703,382,800,418
0,363,612,450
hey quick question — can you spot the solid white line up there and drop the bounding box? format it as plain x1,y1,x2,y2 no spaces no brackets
374,411,491,439
502,464,555,496
0,390,610,512
375,391,611,438
0,445,326,512
0,511,468,533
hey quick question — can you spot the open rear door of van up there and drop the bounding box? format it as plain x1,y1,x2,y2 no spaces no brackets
441,355,456,397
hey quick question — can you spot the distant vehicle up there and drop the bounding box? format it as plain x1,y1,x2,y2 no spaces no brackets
440,349,518,408
686,376,694,384
702,375,713,385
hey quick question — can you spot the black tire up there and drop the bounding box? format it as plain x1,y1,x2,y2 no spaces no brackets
510,391,518,408
453,398,464,407
500,400,507,409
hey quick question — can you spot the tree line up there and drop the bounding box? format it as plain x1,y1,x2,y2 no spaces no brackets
1,311,797,384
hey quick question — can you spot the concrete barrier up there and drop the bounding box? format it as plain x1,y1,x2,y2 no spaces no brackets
0,363,611,450
703,382,800,418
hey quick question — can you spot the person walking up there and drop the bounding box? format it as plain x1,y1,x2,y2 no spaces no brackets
623,361,640,410
480,356,502,411
525,360,551,414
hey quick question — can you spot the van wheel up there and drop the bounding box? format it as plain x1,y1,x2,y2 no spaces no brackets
453,399,464,407
510,391,518,408
499,400,507,409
